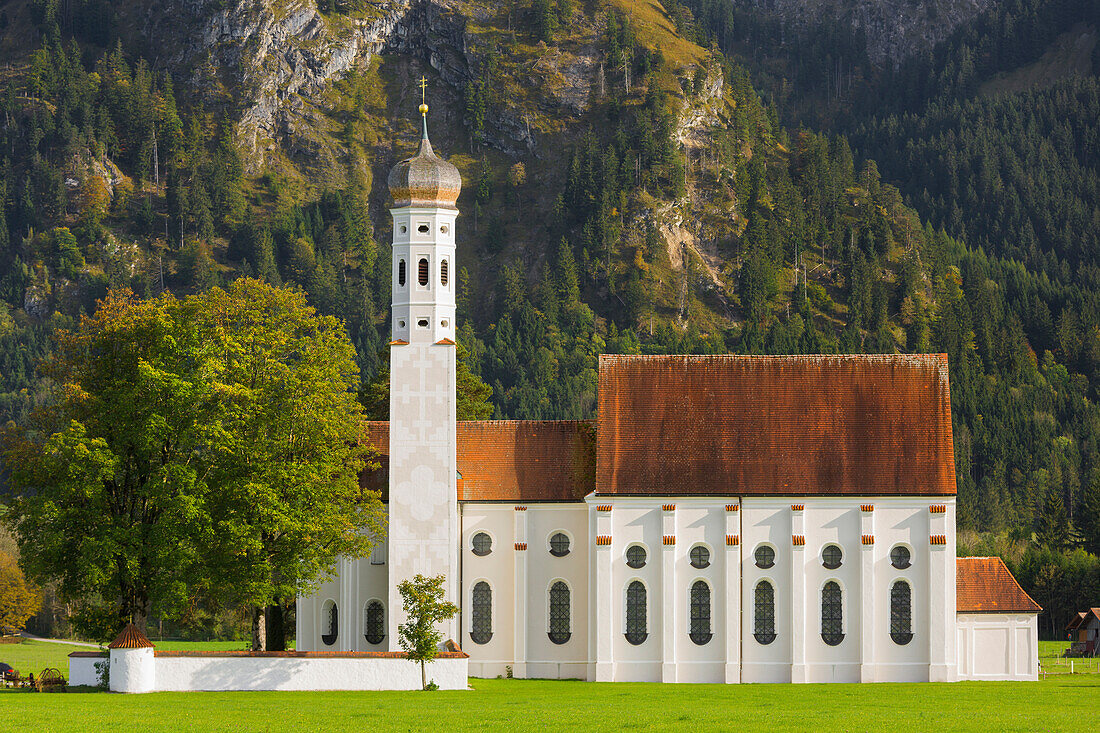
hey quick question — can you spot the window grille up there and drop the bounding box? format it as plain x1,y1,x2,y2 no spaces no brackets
418,258,429,286
690,545,710,569
689,581,712,645
754,581,776,644
398,259,406,286
891,581,913,645
441,259,449,286
548,581,571,644
471,582,492,644
822,544,842,569
626,545,646,569
472,532,492,556
549,532,570,557
625,581,647,645
754,545,775,569
321,601,338,646
364,601,384,645
821,581,844,646
891,545,911,569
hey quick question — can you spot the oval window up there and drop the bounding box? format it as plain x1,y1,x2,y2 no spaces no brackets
754,545,775,569
626,545,647,569
891,545,911,569
822,545,842,570
549,532,570,557
417,223,429,234
690,545,710,569
472,532,492,556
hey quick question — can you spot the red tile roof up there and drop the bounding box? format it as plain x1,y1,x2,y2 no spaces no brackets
108,623,154,649
956,557,1042,613
595,354,956,496
361,420,595,502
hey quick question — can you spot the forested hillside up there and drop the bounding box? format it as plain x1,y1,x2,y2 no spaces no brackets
1,0,1098,636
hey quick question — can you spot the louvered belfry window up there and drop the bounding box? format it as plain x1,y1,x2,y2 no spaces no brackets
754,580,776,644
418,258,429,286
364,601,384,645
689,581,712,645
891,581,913,645
398,259,406,286
821,581,844,646
471,581,492,644
548,581,571,644
441,258,449,286
625,581,647,645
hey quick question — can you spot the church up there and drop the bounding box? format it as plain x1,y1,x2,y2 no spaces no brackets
296,108,1041,684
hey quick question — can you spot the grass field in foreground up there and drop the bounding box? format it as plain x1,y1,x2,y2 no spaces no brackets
2,674,1099,732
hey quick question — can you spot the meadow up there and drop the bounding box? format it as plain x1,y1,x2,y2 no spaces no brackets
1,638,1094,732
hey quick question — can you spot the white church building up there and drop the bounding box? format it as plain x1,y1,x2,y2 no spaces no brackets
296,110,1041,684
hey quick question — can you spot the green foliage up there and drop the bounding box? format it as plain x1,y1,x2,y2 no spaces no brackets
396,573,460,691
2,282,383,639
0,550,40,631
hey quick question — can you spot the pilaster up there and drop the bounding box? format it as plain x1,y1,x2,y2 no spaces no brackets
724,503,741,683
513,506,528,679
661,504,677,683
928,503,953,681
594,504,614,681
790,504,807,683
859,504,876,682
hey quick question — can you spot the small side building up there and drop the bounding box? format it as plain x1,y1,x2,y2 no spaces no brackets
1066,608,1100,656
956,557,1041,680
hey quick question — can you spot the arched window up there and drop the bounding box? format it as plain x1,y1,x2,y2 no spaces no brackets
398,259,406,286
471,581,492,644
822,544,842,569
321,600,338,646
891,545,911,569
471,532,492,556
364,601,384,645
690,581,712,645
418,258,429,286
821,581,843,646
548,581,570,644
690,545,710,569
440,258,449,286
549,532,570,557
626,545,646,569
625,581,647,645
753,581,775,644
891,581,913,645
754,545,775,569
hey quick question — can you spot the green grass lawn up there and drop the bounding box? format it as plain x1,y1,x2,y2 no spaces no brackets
2,674,1099,732
0,639,102,676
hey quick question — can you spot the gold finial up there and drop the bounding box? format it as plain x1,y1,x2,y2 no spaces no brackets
418,76,428,115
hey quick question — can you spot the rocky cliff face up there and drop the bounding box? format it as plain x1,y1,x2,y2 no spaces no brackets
755,0,998,65
116,0,597,179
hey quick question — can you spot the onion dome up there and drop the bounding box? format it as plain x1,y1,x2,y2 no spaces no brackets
388,104,461,208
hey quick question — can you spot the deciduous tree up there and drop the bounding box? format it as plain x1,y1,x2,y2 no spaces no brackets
397,573,459,690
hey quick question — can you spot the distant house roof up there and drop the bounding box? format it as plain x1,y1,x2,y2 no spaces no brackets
595,354,957,496
956,557,1042,613
1067,611,1088,631
361,420,596,502
108,623,155,649
1069,608,1100,629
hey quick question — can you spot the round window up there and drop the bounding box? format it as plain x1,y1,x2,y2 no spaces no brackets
626,545,647,569
891,545,912,569
472,532,492,556
549,532,570,557
754,545,775,569
689,545,710,569
822,544,842,570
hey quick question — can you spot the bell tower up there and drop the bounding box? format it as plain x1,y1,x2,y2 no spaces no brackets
384,89,461,646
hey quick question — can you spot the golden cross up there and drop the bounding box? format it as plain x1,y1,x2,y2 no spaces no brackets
419,76,428,105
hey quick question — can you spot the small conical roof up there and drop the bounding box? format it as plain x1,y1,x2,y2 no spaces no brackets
108,623,155,649
388,109,461,208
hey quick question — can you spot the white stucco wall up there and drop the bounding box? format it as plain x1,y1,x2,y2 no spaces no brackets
109,647,155,693
151,654,467,691
956,614,1039,681
67,654,106,687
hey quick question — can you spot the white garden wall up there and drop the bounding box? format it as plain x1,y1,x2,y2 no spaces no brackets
956,613,1038,681
67,652,106,687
